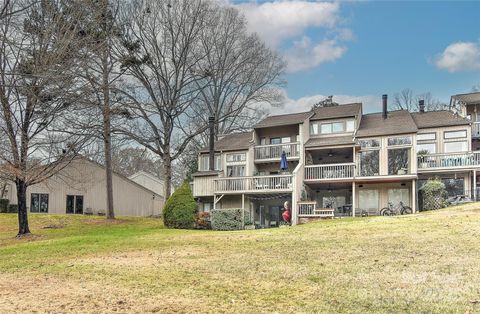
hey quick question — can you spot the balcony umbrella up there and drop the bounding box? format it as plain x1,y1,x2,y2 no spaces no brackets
280,151,288,171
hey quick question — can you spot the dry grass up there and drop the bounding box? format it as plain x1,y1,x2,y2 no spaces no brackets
1,205,480,313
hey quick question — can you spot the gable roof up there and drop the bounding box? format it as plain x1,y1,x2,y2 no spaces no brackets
356,110,418,137
451,92,480,105
411,111,470,129
129,171,165,184
254,111,312,128
199,132,252,153
310,103,362,121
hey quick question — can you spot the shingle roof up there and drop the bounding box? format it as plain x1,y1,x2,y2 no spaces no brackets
199,132,252,153
451,92,480,105
411,111,470,129
310,103,362,120
356,110,418,137
305,135,356,148
254,111,312,128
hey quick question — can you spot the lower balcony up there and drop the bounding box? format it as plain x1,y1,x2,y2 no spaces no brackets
304,163,355,181
418,151,480,171
214,175,293,194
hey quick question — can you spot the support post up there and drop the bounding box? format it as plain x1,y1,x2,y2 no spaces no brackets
352,182,356,217
241,194,245,229
412,179,417,213
474,170,477,201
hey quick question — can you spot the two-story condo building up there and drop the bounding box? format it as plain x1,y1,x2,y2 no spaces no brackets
192,93,479,227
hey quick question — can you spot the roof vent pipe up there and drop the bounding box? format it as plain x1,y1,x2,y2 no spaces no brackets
208,116,215,171
419,99,425,113
382,94,388,119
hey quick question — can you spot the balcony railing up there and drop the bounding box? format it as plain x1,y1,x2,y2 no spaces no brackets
304,163,355,181
214,174,293,193
254,142,299,161
418,151,480,170
297,201,334,218
473,122,480,138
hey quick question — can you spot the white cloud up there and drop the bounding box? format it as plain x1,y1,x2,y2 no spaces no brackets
434,42,480,72
285,37,346,72
237,1,339,47
234,1,351,72
267,90,382,115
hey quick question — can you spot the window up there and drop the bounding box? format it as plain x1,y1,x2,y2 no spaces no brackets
416,143,436,154
442,178,464,197
388,136,412,146
203,203,212,212
270,137,281,144
388,189,410,206
359,150,379,176
359,190,379,210
417,133,436,141
199,154,221,171
346,120,355,132
388,148,410,175
444,130,467,139
444,141,467,153
321,124,332,134
227,165,245,177
31,193,49,213
310,120,355,135
66,195,83,214
226,153,246,162
358,139,380,148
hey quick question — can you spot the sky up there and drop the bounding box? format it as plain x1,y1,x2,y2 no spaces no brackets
231,0,480,114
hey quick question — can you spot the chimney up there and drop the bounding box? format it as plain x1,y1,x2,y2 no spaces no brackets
382,94,388,119
208,116,215,171
419,99,425,113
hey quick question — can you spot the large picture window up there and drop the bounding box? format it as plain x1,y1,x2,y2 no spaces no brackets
442,178,464,197
310,119,355,135
444,141,467,153
388,189,410,206
359,190,379,210
359,150,379,176
227,165,245,177
199,154,222,171
388,148,410,175
417,143,436,154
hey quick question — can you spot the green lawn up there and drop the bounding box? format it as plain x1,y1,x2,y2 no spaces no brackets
1,205,480,313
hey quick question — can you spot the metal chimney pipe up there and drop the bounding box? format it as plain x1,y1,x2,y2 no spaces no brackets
382,94,388,119
419,99,425,113
208,116,215,171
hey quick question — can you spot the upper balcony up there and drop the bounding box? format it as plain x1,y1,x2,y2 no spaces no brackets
418,151,480,171
254,142,300,162
304,163,355,181
214,174,293,194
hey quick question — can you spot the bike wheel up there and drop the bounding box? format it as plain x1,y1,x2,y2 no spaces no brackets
402,206,412,215
380,208,392,216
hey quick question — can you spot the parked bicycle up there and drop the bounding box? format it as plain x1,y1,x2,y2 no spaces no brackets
379,201,412,216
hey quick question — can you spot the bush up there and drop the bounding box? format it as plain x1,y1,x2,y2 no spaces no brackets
0,199,9,213
210,208,245,231
420,178,447,211
7,204,18,213
195,211,211,230
163,182,197,229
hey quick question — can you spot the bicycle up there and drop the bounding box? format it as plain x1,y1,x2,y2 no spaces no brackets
379,201,412,216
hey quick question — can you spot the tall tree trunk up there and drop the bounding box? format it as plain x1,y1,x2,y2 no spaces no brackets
16,178,30,236
102,36,114,220
163,153,172,199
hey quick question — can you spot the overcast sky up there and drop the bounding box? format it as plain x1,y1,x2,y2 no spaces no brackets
231,0,480,114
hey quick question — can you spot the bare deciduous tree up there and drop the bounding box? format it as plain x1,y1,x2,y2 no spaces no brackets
393,88,445,111
191,5,285,146
0,0,92,235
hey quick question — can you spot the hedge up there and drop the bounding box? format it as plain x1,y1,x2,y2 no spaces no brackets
8,204,18,213
163,182,197,229
211,208,250,231
0,199,9,213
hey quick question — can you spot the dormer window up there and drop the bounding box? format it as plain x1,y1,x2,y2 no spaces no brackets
310,119,355,135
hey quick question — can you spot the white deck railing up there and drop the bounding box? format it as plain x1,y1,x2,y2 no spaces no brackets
214,174,293,193
304,163,355,180
418,151,480,170
297,201,316,216
254,142,299,161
